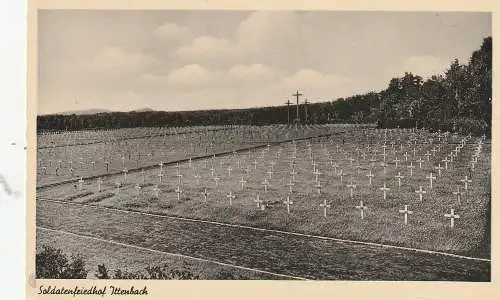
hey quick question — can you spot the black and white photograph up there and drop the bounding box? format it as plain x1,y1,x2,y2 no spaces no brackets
35,9,492,282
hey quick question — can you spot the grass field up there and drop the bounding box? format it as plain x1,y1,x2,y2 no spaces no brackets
36,200,490,281
36,124,491,280
36,228,281,280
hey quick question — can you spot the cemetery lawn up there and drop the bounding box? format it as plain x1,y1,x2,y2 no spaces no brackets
36,227,280,280
37,200,490,281
37,126,491,279
38,139,491,259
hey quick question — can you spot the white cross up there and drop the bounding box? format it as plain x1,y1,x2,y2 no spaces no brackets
346,182,356,198
442,157,450,169
313,169,322,182
78,177,84,191
355,165,362,176
320,199,331,217
290,169,298,181
366,170,374,185
426,172,436,189
286,180,294,193
424,151,431,161
312,160,318,171
407,162,415,177
175,186,182,201
394,172,404,189
434,164,444,177
452,186,464,205
444,209,460,228
460,175,472,190
380,183,390,200
262,178,269,192
159,162,164,173
226,191,235,206
283,196,293,214
97,177,102,192
254,194,263,209
267,169,274,179
331,162,339,174
338,169,344,184
399,205,413,225
380,162,388,175
355,200,367,219
239,177,247,190
416,157,424,169
135,183,141,196
214,176,221,187
175,172,183,184
201,188,209,202
158,172,164,184
415,186,426,202
314,181,322,194
403,152,408,162
227,166,233,177
393,157,400,169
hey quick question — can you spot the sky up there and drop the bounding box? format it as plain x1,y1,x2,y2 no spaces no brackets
38,10,491,115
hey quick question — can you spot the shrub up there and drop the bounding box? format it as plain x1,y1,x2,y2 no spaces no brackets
36,245,88,279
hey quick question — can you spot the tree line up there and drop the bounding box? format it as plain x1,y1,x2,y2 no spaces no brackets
37,37,491,136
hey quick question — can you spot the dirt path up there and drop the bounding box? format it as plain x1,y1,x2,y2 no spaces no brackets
36,200,490,281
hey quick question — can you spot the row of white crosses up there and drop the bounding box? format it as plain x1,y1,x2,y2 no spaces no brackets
75,127,483,229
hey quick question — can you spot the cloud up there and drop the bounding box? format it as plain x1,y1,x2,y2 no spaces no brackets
91,46,159,72
173,11,305,65
281,69,351,90
236,11,300,54
399,55,451,78
166,64,223,86
153,22,191,42
175,36,236,61
228,64,281,82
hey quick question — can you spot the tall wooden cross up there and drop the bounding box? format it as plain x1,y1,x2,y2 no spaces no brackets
304,99,309,124
285,99,292,125
293,90,303,123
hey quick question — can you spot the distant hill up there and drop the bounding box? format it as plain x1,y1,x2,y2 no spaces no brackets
56,109,113,116
130,108,155,113
45,107,155,116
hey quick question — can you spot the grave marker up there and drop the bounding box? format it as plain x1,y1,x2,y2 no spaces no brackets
399,205,413,225
355,200,368,219
320,199,331,217
226,191,235,206
283,196,293,214
415,186,426,202
444,209,460,228
380,183,390,201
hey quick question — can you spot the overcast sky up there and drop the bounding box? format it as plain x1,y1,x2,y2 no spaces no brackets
38,10,491,115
